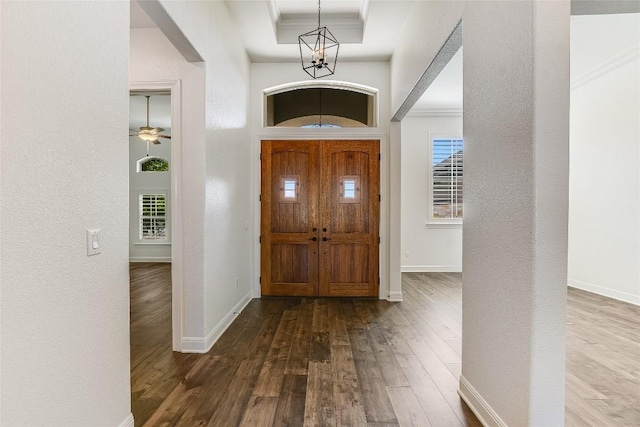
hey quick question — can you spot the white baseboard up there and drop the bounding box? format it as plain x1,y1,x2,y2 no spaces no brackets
458,375,507,427
181,291,254,353
129,257,171,263
388,291,403,302
118,413,135,427
568,279,639,306
401,265,462,273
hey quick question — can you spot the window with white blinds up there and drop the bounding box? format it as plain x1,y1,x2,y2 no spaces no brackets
430,137,463,222
139,193,167,240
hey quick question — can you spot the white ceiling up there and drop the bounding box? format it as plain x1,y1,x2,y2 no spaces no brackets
412,47,462,112
130,3,639,115
276,0,363,16
224,0,414,62
130,1,157,29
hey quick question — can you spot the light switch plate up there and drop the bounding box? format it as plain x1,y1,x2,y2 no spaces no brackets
86,229,101,256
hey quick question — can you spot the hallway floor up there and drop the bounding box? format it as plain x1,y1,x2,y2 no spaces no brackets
130,265,639,426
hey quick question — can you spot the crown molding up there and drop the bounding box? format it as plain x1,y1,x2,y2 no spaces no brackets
405,108,463,118
276,14,364,44
572,44,639,91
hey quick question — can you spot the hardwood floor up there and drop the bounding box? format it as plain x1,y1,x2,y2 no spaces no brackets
565,287,640,426
130,266,640,426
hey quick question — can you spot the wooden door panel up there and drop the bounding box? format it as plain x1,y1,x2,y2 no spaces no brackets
261,139,379,298
261,140,319,296
270,150,311,233
330,244,369,283
328,150,371,234
319,140,380,297
270,244,309,283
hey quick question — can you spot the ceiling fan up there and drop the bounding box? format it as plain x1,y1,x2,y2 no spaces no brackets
130,95,171,144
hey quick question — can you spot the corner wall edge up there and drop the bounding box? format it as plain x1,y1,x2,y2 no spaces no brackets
458,375,508,427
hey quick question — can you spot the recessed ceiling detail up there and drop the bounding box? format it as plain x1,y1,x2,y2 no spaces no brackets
278,14,364,44
269,0,367,44
225,0,412,63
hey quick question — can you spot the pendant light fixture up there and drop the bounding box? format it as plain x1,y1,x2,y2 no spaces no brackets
298,0,339,79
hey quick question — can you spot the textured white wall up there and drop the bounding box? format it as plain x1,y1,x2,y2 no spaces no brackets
462,2,570,425
130,26,207,339
1,1,131,425
401,114,463,272
154,1,254,344
0,1,3,420
394,0,572,424
200,3,253,338
390,1,464,115
568,17,640,304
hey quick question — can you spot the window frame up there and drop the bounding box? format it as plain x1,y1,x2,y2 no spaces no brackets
263,81,379,128
279,175,300,203
137,190,169,242
136,155,170,173
339,175,361,203
427,133,463,228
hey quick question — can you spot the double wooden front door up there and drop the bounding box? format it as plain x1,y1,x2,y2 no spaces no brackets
261,140,380,297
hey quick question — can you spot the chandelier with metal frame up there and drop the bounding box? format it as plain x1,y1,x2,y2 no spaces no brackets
298,0,339,79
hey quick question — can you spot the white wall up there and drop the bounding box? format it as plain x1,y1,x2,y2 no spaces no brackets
568,14,640,305
461,3,570,425
401,114,463,272
130,26,207,342
129,108,172,263
250,61,393,297
390,1,464,114
1,2,132,425
393,2,570,425
149,0,254,351
389,0,464,301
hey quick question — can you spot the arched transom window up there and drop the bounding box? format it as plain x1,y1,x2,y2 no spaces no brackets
264,81,378,128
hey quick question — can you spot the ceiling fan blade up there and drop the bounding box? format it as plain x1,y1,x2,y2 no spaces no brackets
158,134,172,139
151,139,162,145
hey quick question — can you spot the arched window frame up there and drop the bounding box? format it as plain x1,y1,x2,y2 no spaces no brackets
136,155,170,173
263,80,379,128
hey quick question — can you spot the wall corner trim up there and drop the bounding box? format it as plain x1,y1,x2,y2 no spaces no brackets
405,108,463,118
458,375,508,427
388,291,403,302
118,413,135,427
568,279,640,306
129,257,172,263
181,291,254,353
571,43,639,91
401,265,462,273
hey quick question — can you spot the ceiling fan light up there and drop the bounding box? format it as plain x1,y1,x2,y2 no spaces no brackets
138,131,158,142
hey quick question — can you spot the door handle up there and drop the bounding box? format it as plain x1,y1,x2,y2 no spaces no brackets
310,237,318,241
323,227,327,232
312,227,318,232
322,237,330,241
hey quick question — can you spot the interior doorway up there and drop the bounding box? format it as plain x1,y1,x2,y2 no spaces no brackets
129,91,172,263
130,81,183,351
260,139,380,297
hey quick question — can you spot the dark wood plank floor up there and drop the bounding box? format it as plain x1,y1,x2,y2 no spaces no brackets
130,266,640,426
